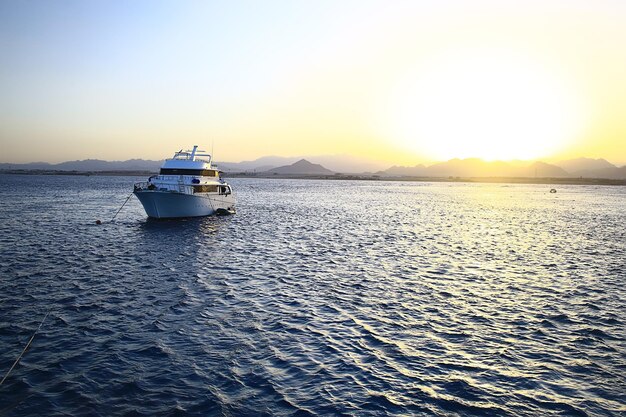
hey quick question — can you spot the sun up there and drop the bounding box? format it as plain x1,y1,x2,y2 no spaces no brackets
384,48,587,161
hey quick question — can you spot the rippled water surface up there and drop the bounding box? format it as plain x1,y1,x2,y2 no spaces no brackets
0,174,625,416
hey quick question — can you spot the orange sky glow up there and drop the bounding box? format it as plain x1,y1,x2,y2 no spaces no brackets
1,1,625,165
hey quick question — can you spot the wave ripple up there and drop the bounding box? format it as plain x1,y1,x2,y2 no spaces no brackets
1,176,625,416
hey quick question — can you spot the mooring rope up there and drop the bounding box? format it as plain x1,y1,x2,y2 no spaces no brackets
0,311,49,387
110,193,134,222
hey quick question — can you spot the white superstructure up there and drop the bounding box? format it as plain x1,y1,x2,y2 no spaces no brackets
133,146,235,218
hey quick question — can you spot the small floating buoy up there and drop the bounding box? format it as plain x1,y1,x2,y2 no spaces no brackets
550,189,557,193
95,220,102,225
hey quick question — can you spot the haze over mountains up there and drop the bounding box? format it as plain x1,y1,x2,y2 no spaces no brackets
0,159,162,172
382,159,570,178
218,154,388,173
1,156,625,179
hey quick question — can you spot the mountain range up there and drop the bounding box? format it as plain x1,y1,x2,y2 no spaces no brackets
1,156,625,179
382,159,570,178
0,159,164,172
218,154,388,173
265,157,626,179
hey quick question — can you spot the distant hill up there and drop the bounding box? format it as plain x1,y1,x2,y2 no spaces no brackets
266,159,334,175
550,157,626,179
380,158,570,178
570,166,626,179
218,154,387,173
554,157,615,173
383,164,428,176
55,159,163,171
519,161,571,178
424,158,515,177
0,159,162,172
0,162,54,170
217,156,299,172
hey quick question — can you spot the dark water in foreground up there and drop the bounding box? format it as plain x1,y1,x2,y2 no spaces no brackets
0,174,625,416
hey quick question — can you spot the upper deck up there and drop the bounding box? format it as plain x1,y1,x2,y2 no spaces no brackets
160,145,215,172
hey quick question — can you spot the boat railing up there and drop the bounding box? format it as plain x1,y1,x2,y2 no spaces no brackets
134,182,193,194
134,181,149,191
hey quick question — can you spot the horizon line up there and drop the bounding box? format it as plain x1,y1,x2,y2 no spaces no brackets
1,155,625,169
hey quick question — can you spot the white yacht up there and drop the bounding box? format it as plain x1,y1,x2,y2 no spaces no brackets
133,146,235,218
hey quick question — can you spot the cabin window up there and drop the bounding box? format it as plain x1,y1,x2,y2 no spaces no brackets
193,185,218,193
160,168,218,176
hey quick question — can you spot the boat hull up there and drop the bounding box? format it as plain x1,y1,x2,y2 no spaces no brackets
134,191,235,219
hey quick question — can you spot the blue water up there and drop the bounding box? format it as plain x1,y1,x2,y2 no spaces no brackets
0,174,625,416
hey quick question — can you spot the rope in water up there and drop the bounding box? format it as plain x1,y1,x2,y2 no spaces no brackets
110,193,134,222
0,311,49,387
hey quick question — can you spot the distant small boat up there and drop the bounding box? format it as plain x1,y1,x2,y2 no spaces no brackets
550,188,557,193
133,146,236,218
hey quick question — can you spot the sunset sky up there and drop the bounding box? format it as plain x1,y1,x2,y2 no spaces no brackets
1,0,625,165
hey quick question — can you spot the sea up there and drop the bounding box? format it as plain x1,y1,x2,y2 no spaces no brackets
0,174,624,417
